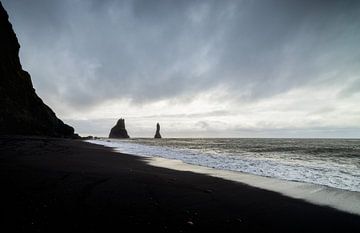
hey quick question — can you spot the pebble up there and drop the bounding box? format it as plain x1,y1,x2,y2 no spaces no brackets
205,189,212,193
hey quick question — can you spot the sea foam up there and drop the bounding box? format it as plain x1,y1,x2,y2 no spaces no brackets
87,138,360,215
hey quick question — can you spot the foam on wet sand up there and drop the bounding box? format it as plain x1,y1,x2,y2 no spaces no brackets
143,156,360,216
88,139,360,216
2,137,360,232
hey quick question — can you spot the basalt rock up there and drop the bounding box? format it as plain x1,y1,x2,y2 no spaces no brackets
154,123,162,139
109,118,130,138
0,2,75,137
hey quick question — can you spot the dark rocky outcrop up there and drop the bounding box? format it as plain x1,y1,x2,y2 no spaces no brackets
154,123,162,139
109,118,130,138
0,2,75,137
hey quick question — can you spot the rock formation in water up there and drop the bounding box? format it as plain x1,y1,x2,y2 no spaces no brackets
0,2,75,137
109,118,130,138
154,123,162,139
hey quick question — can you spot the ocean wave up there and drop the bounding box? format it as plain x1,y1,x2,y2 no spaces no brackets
88,138,360,192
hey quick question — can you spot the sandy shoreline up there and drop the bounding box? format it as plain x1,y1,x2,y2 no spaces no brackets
1,136,360,232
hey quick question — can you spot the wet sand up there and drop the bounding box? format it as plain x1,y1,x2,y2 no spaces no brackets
1,137,359,232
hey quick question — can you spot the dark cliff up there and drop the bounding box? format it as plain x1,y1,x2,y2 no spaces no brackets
0,2,74,137
109,118,130,138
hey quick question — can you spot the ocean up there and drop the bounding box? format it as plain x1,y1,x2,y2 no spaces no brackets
88,138,360,192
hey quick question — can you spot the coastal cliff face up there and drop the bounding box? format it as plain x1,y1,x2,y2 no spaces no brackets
0,2,74,137
109,118,130,138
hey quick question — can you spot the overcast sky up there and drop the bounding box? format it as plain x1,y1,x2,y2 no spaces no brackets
3,0,360,137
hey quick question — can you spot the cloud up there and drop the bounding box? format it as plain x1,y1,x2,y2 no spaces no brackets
2,0,360,137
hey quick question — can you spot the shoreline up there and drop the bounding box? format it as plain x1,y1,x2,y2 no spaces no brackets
88,139,360,215
88,138,360,193
145,156,360,216
1,137,360,232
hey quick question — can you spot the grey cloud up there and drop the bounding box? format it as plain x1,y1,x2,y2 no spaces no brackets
308,107,336,116
2,0,360,113
195,121,210,130
218,0,360,100
138,110,232,119
339,78,360,98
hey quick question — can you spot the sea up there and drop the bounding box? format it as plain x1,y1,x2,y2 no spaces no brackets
88,138,360,192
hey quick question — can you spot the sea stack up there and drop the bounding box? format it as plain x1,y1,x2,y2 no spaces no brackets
0,2,74,137
154,123,162,139
109,118,130,138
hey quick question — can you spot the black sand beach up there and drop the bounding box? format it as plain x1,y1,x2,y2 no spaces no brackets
1,137,360,233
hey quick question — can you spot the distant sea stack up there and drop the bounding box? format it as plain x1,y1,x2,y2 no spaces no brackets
0,2,75,137
154,123,162,139
109,118,130,138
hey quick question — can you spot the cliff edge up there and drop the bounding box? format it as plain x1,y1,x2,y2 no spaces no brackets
0,2,74,137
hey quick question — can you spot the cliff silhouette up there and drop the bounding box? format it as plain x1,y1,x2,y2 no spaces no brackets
0,2,74,137
154,123,162,138
109,118,130,138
